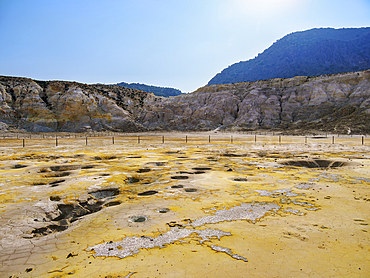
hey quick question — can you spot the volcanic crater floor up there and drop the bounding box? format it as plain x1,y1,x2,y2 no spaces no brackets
0,133,369,277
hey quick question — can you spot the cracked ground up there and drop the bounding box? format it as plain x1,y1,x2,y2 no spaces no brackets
0,133,369,277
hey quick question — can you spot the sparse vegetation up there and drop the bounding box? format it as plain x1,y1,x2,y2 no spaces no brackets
116,81,182,97
208,27,370,85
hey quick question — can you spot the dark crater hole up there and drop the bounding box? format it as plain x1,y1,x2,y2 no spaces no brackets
50,195,61,201
193,167,212,171
126,177,141,184
151,162,166,166
52,204,78,221
165,151,182,154
234,178,248,182
94,156,117,160
178,171,193,174
171,176,189,180
193,171,206,174
81,165,96,169
207,157,218,161
32,181,48,186
105,156,117,160
45,171,71,178
138,190,158,196
89,188,120,199
49,179,65,187
52,202,100,223
184,188,197,192
137,168,151,173
50,165,79,172
32,192,122,237
13,164,28,169
31,224,68,237
281,159,347,168
171,185,184,189
129,216,147,223
156,208,170,213
104,201,121,207
222,153,246,157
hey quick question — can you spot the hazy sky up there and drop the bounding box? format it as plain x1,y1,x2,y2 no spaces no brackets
1,0,370,92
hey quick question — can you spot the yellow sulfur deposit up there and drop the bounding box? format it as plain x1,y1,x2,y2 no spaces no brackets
0,133,369,277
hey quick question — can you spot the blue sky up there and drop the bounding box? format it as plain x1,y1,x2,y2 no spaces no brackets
1,0,370,92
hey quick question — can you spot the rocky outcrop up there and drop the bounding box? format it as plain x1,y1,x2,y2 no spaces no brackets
140,70,370,134
1,70,370,134
0,77,150,132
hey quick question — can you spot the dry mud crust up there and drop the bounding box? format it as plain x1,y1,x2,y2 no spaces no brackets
0,133,369,278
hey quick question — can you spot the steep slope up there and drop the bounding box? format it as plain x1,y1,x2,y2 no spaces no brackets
0,76,152,132
208,27,370,85
116,82,182,97
141,70,370,134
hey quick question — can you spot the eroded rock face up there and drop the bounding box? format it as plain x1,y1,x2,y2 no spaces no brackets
0,79,56,132
1,70,370,133
140,70,370,133
0,77,149,132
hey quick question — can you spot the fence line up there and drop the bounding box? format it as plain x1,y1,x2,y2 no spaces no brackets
0,131,368,139
0,133,368,148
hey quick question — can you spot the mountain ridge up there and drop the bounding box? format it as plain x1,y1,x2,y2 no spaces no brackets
116,81,182,97
208,27,370,85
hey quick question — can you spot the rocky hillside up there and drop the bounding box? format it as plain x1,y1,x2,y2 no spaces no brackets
208,27,370,85
141,70,370,134
0,76,152,132
1,70,370,134
116,81,182,97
